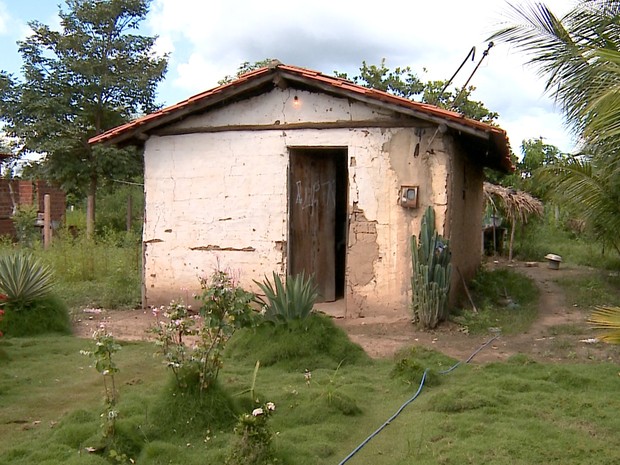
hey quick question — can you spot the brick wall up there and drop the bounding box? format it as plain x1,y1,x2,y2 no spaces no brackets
0,180,66,238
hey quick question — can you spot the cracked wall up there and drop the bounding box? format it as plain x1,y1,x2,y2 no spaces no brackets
142,87,477,319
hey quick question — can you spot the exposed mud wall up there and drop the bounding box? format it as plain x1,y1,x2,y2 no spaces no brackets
142,87,472,320
444,135,485,306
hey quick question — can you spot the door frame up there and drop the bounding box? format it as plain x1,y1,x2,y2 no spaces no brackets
287,146,348,301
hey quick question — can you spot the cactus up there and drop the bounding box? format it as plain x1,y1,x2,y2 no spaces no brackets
410,207,452,329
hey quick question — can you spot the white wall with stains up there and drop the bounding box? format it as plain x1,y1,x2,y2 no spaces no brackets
142,87,473,319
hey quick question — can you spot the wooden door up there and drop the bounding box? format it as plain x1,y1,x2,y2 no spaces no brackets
289,150,337,302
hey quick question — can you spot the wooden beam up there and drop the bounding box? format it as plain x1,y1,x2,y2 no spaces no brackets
152,120,435,136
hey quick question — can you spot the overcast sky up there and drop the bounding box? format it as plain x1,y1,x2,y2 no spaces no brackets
0,0,578,155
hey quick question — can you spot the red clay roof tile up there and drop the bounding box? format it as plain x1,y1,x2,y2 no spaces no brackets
89,63,511,171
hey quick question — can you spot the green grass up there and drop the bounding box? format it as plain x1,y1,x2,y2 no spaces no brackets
0,295,71,337
0,230,141,312
453,268,539,335
226,313,370,371
513,219,620,269
1,332,620,465
556,272,620,309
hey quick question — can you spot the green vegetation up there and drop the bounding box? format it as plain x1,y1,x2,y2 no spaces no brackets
0,295,71,337
557,272,620,309
254,271,318,324
512,218,620,269
454,267,539,335
0,251,71,337
226,313,369,371
492,1,620,257
0,230,141,312
1,334,619,464
0,252,55,307
0,0,166,236
410,206,451,329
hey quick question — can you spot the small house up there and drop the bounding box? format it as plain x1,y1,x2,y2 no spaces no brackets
90,63,511,319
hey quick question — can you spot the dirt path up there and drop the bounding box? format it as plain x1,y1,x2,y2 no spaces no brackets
73,260,619,363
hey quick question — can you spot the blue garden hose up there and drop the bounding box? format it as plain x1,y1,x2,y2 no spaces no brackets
337,335,500,465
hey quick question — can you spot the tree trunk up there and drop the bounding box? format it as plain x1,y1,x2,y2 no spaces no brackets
86,175,97,239
509,219,516,261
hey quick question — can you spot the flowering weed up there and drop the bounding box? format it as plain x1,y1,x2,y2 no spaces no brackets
151,270,257,393
226,401,278,465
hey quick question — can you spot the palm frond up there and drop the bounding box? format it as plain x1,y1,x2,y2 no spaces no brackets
534,157,620,248
588,305,620,344
491,1,620,135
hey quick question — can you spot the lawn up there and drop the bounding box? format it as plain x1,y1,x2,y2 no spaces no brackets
1,329,619,465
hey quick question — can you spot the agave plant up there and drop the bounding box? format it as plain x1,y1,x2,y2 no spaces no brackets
588,306,620,344
254,272,318,324
0,252,56,309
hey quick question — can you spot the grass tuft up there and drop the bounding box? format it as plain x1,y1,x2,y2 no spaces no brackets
147,376,238,440
391,347,457,387
225,313,369,371
0,294,71,337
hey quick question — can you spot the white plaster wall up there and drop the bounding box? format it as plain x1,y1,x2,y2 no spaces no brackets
143,88,454,320
172,89,397,129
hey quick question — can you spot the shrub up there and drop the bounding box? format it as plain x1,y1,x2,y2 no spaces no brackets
0,252,55,309
12,204,39,246
254,271,318,324
391,347,457,387
151,270,257,392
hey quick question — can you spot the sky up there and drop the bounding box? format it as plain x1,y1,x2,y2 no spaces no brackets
0,0,579,156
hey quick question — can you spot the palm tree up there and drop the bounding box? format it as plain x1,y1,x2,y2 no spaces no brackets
491,1,620,247
491,1,620,147
493,2,620,344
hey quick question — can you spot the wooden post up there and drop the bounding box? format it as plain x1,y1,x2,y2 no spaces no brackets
126,192,133,232
43,194,51,249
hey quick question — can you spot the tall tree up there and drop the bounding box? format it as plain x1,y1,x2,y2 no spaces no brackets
335,59,499,123
0,0,167,237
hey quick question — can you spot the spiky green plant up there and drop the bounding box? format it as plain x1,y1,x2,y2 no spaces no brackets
0,252,56,309
254,271,318,324
410,206,451,329
588,306,620,344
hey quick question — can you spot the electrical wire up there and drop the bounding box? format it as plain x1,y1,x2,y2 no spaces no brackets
337,335,500,465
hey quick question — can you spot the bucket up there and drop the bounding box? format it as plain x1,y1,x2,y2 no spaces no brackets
544,253,562,270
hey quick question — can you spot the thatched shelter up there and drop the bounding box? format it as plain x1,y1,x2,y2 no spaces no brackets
483,182,544,260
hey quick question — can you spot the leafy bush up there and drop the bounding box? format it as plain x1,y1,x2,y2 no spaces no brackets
12,204,39,246
0,252,56,309
226,401,278,465
254,271,318,324
151,271,257,392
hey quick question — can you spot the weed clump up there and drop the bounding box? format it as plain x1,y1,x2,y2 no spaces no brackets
226,313,369,371
391,347,457,387
148,376,238,439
